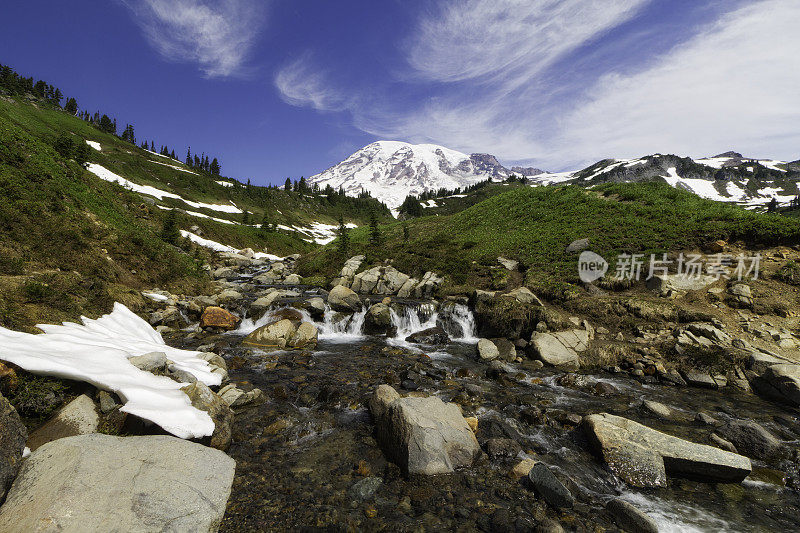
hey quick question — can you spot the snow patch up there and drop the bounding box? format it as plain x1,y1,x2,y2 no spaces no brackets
149,159,199,175
422,199,438,208
180,230,238,253
0,303,218,439
85,140,101,151
216,180,235,187
142,292,170,302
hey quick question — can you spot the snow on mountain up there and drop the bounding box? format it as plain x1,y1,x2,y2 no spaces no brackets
308,141,537,210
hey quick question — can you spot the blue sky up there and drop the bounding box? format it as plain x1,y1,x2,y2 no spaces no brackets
1,0,798,185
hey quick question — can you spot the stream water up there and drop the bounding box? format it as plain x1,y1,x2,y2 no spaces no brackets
181,272,800,532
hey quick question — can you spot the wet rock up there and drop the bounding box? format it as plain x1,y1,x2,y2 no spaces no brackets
303,297,326,319
180,381,234,450
761,364,800,406
0,434,234,532
639,399,685,421
290,321,319,349
405,326,450,345
128,351,168,373
491,338,517,361
582,413,751,488
349,476,383,500
527,463,575,509
26,394,99,451
491,508,513,532
716,420,785,462
593,381,619,396
485,438,523,459
370,385,480,475
606,498,659,533
200,306,239,330
251,290,300,313
328,285,362,312
369,384,401,421
509,458,537,478
710,433,738,453
215,288,243,305
0,392,26,502
364,303,393,335
681,370,718,390
244,319,296,349
695,412,720,426
284,273,302,285
477,339,500,361
219,384,264,408
529,332,580,371
536,519,565,533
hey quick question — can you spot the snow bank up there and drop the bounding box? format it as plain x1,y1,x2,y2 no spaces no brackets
156,205,236,225
149,159,199,175
86,164,242,213
180,230,238,253
143,292,170,302
0,303,218,439
85,140,101,151
216,180,235,187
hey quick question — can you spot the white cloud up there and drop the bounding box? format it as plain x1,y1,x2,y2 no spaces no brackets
123,0,266,77
274,54,349,111
548,0,800,167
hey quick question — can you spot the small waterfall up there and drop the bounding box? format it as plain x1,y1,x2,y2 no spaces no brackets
389,306,439,342
445,303,478,343
317,306,367,341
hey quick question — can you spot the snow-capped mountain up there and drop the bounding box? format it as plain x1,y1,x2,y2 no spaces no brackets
554,152,799,208
308,141,541,209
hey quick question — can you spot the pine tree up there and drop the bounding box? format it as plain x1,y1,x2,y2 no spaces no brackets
260,212,273,233
186,147,192,166
160,210,180,245
99,114,115,134
242,211,250,225
64,97,78,115
337,215,349,256
53,88,63,106
284,178,291,191
210,158,220,175
369,211,381,246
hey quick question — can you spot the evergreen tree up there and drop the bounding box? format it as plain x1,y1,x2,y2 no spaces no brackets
53,88,63,106
64,97,78,115
210,157,220,175
284,178,292,191
242,211,250,225
186,147,192,166
74,140,91,164
260,212,273,233
98,114,115,135
160,210,180,245
337,215,349,256
399,195,423,217
369,211,381,246
402,222,410,243
53,133,74,158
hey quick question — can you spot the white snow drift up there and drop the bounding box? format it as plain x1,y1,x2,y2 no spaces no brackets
0,303,218,439
85,140,101,151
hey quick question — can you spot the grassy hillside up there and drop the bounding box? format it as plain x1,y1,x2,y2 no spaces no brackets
299,182,800,295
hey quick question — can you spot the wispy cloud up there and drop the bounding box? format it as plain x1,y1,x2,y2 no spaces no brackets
123,0,266,78
549,0,800,167
274,54,349,111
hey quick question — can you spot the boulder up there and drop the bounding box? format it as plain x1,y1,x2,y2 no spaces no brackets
351,267,381,294
0,392,26,502
244,319,297,349
397,278,419,298
606,499,659,533
331,255,365,287
716,420,784,462
26,394,99,451
646,274,717,293
405,326,450,345
379,266,410,294
180,381,234,450
527,463,574,509
364,303,393,335
283,273,302,285
200,306,239,330
565,238,590,253
303,297,326,319
552,329,590,352
762,363,800,405
582,413,751,488
477,339,500,361
491,338,517,361
215,289,242,304
473,289,497,305
413,271,443,298
529,332,580,371
250,290,299,313
498,257,519,271
289,321,319,349
0,434,234,532
218,384,264,408
328,285,362,312
270,307,304,324
370,386,480,475
503,287,542,306
128,351,168,373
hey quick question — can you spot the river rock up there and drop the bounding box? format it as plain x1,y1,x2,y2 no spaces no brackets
639,399,685,421
303,297,326,319
716,420,784,462
405,326,450,345
328,285,362,312
26,394,99,451
289,321,319,349
477,338,500,361
582,413,751,487
491,338,517,361
251,290,299,313
606,498,659,533
180,381,234,450
370,385,480,475
413,271,443,298
761,363,800,405
215,288,242,304
527,463,575,509
283,273,302,285
218,384,264,408
332,255,365,287
200,306,239,330
364,303,393,334
0,392,26,502
529,332,580,371
129,351,168,372
0,434,234,532
244,319,296,349
510,458,537,478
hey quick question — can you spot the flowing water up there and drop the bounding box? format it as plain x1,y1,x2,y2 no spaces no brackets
183,274,800,531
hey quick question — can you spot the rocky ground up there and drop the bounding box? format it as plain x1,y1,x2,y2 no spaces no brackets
1,242,800,532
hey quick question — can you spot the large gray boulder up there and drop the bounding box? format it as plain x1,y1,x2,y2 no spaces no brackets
244,318,296,349
289,321,319,349
503,287,542,306
477,339,500,361
529,332,580,371
328,285,362,312
331,255,365,287
0,434,235,532
180,381,234,451
762,363,800,405
0,392,26,502
716,420,785,462
413,271,443,298
647,273,717,293
26,394,99,451
583,413,751,488
370,385,480,475
606,498,659,533
351,267,381,294
364,303,393,334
